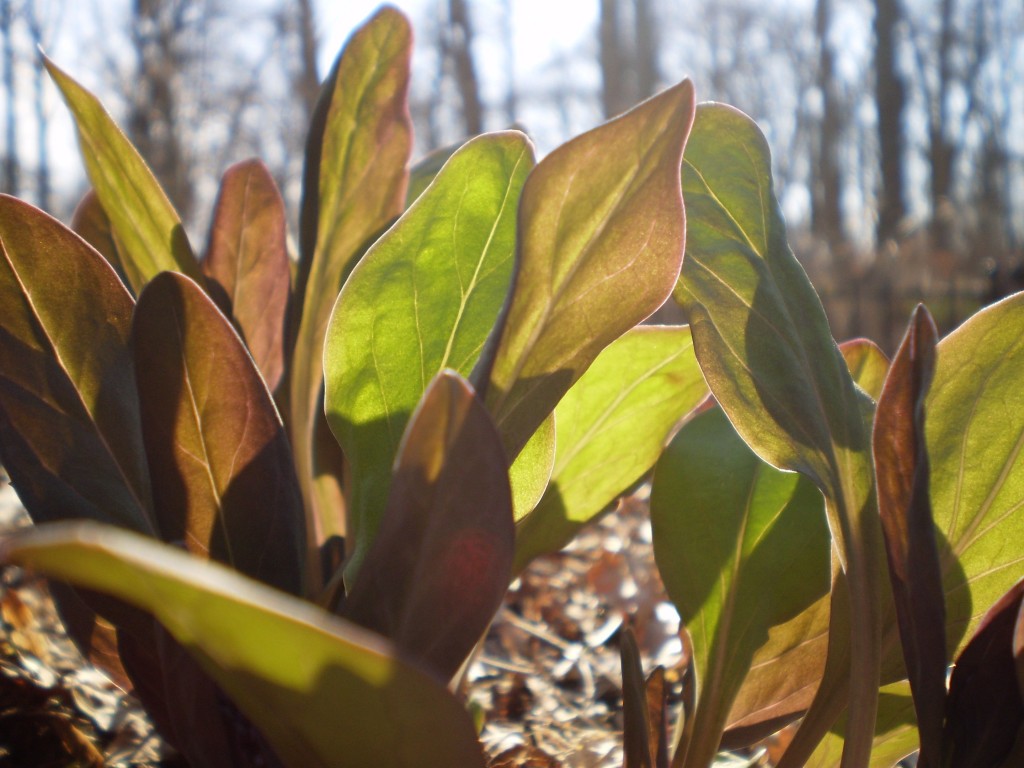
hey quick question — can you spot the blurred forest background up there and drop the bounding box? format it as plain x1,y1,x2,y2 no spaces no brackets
2,0,1023,351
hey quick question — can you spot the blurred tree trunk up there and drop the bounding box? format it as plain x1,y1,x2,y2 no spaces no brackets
634,0,658,100
1,0,18,196
295,0,319,122
599,0,629,118
447,0,483,136
128,0,194,223
927,0,956,253
812,0,844,246
25,1,50,211
501,0,517,125
975,133,1008,258
873,0,906,246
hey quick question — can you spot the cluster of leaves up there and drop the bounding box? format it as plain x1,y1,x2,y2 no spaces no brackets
0,5,1020,768
624,104,1024,768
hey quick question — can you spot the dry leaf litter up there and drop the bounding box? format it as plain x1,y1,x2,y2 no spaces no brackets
0,475,767,767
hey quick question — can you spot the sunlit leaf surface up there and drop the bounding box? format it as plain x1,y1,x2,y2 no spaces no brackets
325,132,532,577
514,326,706,572
289,7,413,550
676,103,880,766
927,293,1024,654
839,339,889,402
0,522,487,768
71,189,127,286
803,681,918,768
45,59,200,293
203,159,290,392
482,80,696,460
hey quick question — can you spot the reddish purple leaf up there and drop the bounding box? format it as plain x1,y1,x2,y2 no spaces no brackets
203,159,290,392
873,304,945,767
131,272,305,596
622,627,654,768
119,624,238,767
1016,593,1024,698
0,195,153,534
646,668,670,768
341,371,514,681
943,579,1024,768
622,627,668,768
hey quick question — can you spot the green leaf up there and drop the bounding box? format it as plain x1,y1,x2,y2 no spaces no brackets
71,189,127,286
508,413,556,521
0,195,153,534
675,103,880,765
873,305,945,765
839,339,889,402
723,332,890,750
45,59,200,294
325,132,533,579
132,272,305,597
651,406,830,768
289,7,413,553
513,325,706,573
480,80,697,460
720,591,832,748
341,372,513,681
203,159,291,393
927,293,1024,655
804,681,919,768
407,140,463,208
0,522,487,768
783,293,1024,765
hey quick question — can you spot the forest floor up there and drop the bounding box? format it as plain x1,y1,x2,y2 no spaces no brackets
0,478,766,767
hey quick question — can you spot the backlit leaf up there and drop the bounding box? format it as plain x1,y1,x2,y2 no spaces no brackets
406,141,463,207
873,305,945,766
289,7,413,552
651,405,830,768
45,59,200,293
341,372,513,681
675,103,880,765
785,294,1024,764
325,132,533,578
804,681,918,768
132,272,305,597
514,325,706,573
0,195,153,534
71,189,127,286
0,522,487,768
927,293,1024,655
481,80,696,460
508,413,556,521
839,339,889,402
720,591,831,748
723,333,890,749
203,159,290,392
